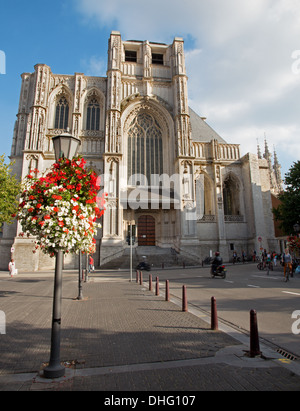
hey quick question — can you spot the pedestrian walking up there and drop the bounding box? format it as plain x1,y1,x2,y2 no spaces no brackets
282,248,293,282
8,259,18,277
273,252,278,267
88,255,94,273
233,251,237,264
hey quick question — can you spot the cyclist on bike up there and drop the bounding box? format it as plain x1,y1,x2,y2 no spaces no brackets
282,248,293,282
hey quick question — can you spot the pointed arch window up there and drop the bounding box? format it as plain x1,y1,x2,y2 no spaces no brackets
127,112,163,185
86,98,100,131
54,96,69,129
223,175,240,216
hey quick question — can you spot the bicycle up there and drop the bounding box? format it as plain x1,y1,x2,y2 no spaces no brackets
257,261,273,273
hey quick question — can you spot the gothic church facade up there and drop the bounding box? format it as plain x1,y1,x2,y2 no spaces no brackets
0,32,282,270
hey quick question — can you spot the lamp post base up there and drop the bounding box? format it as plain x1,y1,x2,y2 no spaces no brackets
43,363,65,379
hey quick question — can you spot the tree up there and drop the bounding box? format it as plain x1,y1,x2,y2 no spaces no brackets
273,161,300,235
0,155,20,228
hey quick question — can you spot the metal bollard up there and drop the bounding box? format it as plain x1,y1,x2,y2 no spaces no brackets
149,274,152,292
156,276,159,296
136,270,139,283
140,271,143,286
182,285,188,312
211,297,218,330
165,280,170,302
250,309,261,357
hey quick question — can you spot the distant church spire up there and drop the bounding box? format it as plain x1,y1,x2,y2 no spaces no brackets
258,134,283,195
257,138,262,159
273,146,283,193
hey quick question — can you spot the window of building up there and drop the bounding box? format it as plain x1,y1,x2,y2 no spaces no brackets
223,175,240,216
125,50,137,62
54,97,69,129
128,112,163,185
86,98,100,131
152,53,164,65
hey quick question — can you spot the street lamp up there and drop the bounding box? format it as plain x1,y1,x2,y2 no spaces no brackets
52,133,81,163
43,133,81,379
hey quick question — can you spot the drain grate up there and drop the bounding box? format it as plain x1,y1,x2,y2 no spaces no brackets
277,348,298,361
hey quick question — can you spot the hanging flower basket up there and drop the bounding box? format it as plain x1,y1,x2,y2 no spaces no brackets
287,235,300,253
18,156,106,257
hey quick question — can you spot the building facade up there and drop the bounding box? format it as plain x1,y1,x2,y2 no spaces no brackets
0,31,282,271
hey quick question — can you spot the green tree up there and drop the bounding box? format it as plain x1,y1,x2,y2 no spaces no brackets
0,155,20,227
273,161,300,235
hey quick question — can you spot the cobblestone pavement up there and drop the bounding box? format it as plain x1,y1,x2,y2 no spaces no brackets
0,270,300,392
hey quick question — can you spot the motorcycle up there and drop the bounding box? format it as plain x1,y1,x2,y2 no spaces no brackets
136,262,151,271
211,264,227,279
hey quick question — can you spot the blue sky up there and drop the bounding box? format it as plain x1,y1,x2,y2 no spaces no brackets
0,0,300,178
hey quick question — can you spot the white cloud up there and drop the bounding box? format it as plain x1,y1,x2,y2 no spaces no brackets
75,0,300,173
81,55,106,77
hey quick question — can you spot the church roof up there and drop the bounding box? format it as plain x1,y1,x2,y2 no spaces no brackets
189,107,227,144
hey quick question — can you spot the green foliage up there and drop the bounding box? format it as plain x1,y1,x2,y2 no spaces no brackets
273,161,300,235
0,155,20,227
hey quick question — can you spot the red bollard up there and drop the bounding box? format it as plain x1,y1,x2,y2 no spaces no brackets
140,271,143,286
149,274,152,292
250,309,261,357
156,276,159,296
182,285,188,312
165,280,170,302
211,297,218,330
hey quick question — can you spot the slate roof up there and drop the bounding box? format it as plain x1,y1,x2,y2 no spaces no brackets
189,107,227,144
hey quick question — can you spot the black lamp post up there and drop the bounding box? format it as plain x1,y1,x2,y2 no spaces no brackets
43,133,81,379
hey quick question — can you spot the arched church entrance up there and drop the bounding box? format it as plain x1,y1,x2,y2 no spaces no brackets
138,215,155,246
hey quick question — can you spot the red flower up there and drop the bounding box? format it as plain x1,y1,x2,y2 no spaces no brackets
44,215,51,220
52,195,63,200
53,207,59,213
58,221,64,227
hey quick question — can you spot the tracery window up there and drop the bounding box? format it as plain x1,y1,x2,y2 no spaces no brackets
223,175,240,216
86,98,100,131
127,112,163,185
54,97,69,130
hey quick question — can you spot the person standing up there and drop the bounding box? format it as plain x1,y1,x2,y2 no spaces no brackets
8,259,17,277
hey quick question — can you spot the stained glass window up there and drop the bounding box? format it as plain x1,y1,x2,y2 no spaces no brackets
86,98,100,131
128,113,163,185
54,97,69,130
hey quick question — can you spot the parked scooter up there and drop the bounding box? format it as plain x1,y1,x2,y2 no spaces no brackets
211,264,227,279
136,262,151,271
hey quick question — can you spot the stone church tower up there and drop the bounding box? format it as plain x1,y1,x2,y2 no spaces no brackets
0,32,281,271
